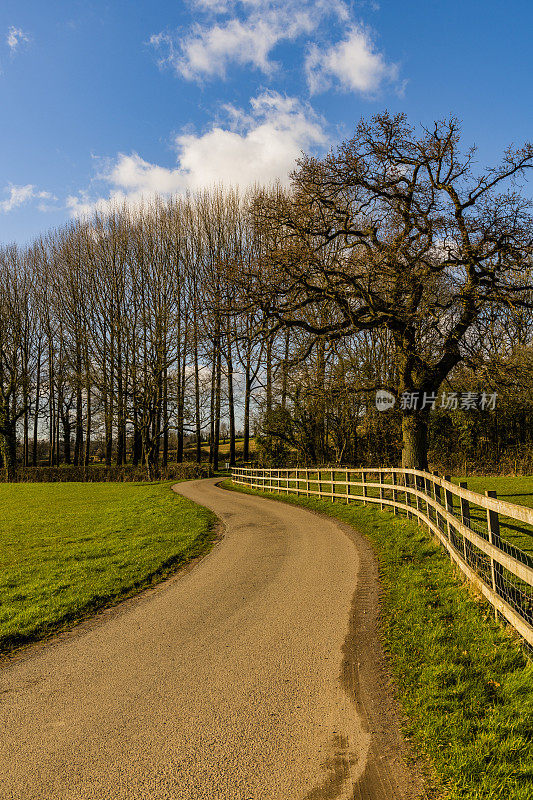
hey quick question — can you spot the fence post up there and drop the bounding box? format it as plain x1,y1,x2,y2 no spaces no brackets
430,471,438,526
331,468,335,502
345,468,350,504
405,473,413,519
444,475,453,539
306,468,310,498
379,471,384,510
422,475,431,533
318,469,323,500
434,475,443,530
362,471,367,506
459,481,470,563
414,473,421,517
425,473,432,524
486,490,503,620
392,471,398,515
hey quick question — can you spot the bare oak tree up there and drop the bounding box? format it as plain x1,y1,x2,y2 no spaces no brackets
249,113,533,468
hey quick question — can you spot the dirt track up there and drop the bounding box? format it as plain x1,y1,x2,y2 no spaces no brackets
0,479,424,799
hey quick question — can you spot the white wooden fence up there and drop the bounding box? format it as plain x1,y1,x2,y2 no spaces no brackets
232,466,533,649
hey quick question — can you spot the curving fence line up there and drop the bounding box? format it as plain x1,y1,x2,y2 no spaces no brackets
232,466,533,649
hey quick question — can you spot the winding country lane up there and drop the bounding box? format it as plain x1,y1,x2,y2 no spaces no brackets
0,479,423,800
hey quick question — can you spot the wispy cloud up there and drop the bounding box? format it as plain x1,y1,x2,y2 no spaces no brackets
0,184,54,213
306,24,399,96
67,92,327,216
6,26,30,53
150,0,349,82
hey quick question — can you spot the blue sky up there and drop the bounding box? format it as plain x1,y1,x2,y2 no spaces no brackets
1,0,532,245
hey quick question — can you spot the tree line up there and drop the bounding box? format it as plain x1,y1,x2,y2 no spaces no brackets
1,113,532,479
0,189,273,478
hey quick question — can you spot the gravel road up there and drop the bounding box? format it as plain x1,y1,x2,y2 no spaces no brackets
0,479,423,799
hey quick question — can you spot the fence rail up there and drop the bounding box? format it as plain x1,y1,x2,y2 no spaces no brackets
232,466,533,649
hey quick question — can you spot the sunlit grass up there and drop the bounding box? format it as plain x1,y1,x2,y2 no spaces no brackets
0,481,215,653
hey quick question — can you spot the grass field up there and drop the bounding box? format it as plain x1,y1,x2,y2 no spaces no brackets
225,478,533,800
0,481,215,654
449,476,533,556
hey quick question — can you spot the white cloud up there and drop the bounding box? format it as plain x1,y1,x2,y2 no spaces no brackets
306,25,398,95
0,184,53,213
67,92,327,216
150,0,349,81
176,93,327,185
6,27,30,53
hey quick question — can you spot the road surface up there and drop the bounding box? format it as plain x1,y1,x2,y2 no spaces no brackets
0,479,423,799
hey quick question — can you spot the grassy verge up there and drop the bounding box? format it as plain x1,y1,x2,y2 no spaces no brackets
0,481,216,654
222,479,533,800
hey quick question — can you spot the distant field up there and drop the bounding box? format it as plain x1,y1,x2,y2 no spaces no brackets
183,436,256,460
449,476,533,556
0,482,215,654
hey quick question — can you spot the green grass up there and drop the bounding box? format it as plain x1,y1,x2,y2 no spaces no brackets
224,478,533,800
0,481,215,653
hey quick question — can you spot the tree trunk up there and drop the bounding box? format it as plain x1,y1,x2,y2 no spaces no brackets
153,368,162,466
213,341,221,471
49,340,55,466
401,411,429,470
32,339,41,466
107,328,114,466
194,332,201,464
177,329,188,464
281,330,290,410
315,337,326,462
0,421,17,481
266,334,272,415
73,342,83,466
104,333,113,467
209,345,216,467
23,398,29,467
226,339,236,467
162,366,169,468
116,346,126,466
132,406,142,466
84,385,91,467
0,396,17,479
55,389,62,465
243,361,251,462
62,407,72,465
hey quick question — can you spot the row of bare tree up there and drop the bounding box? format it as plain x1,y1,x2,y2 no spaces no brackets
0,191,279,478
1,113,532,478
